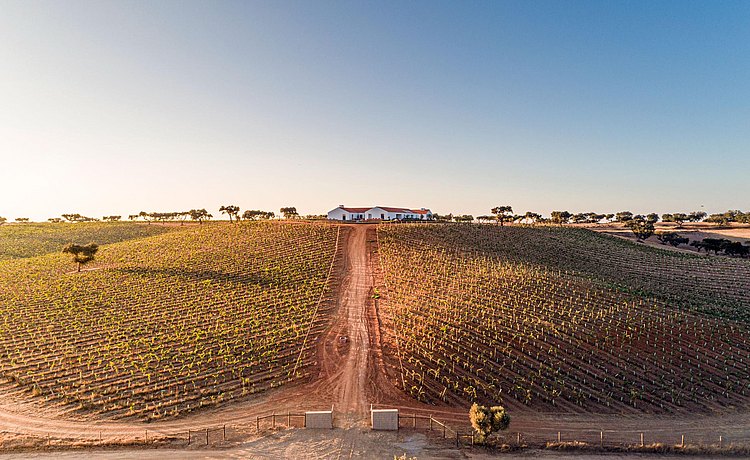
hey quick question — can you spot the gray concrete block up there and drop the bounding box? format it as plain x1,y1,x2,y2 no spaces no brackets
371,409,399,430
305,410,333,429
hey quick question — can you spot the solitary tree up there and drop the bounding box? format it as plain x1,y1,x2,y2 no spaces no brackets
219,205,240,223
625,216,655,241
280,207,299,219
491,206,513,226
469,403,510,444
102,215,122,222
62,243,99,272
15,217,30,223
48,217,63,223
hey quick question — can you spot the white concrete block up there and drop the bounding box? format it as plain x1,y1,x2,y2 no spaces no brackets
305,410,333,429
371,409,399,430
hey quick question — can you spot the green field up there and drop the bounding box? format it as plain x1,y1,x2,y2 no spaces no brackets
0,221,339,419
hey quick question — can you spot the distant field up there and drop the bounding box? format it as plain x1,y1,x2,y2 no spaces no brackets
0,222,339,420
0,222,180,260
377,224,750,413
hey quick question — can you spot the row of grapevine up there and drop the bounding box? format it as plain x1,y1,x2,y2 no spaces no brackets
0,222,339,420
377,224,750,414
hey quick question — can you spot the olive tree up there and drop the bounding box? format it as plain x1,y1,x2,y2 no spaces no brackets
62,243,99,272
469,403,510,444
550,211,571,226
219,205,240,223
491,206,513,226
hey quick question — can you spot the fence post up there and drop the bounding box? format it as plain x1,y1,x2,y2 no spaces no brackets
558,431,561,442
681,434,684,447
287,412,291,427
640,432,644,447
223,424,226,441
719,435,723,448
518,432,522,446
256,416,259,433
413,414,416,428
429,415,433,431
443,423,446,438
272,412,276,428
99,431,102,441
145,430,148,442
456,432,459,447
188,430,191,445
600,431,603,447
205,428,209,446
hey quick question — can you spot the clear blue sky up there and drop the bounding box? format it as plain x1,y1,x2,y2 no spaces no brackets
1,0,748,220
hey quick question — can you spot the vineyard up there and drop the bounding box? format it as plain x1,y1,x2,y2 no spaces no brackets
0,221,340,420
0,222,179,261
377,224,750,414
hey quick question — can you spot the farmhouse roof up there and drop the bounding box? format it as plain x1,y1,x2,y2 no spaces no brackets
335,205,432,214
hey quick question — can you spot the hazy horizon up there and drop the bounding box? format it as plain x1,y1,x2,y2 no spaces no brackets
1,0,748,221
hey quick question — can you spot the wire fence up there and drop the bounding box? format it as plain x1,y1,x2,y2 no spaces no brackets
3,409,750,453
395,412,750,451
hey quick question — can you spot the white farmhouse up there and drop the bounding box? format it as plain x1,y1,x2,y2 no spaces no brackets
327,205,433,222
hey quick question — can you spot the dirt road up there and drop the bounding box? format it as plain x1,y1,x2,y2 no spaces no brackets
316,224,370,418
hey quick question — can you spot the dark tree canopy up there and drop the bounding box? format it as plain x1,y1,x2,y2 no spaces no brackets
243,210,275,220
219,205,241,223
469,403,510,444
625,216,655,240
491,206,513,226
656,232,689,247
280,207,298,219
615,211,634,222
189,209,212,224
62,243,99,272
550,211,571,226
62,213,96,223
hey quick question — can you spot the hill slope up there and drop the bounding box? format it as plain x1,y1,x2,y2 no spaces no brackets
0,222,340,420
0,222,180,260
376,224,750,414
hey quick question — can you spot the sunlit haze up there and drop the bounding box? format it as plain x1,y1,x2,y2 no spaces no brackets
1,0,748,221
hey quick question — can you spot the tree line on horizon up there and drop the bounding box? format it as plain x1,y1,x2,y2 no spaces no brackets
0,206,313,225
2,207,750,229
